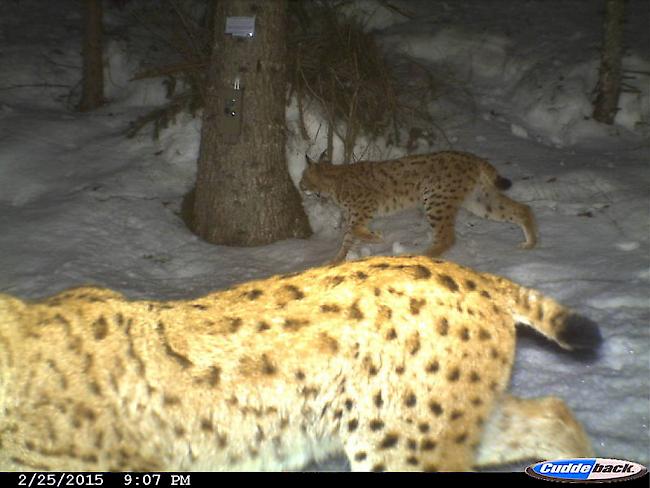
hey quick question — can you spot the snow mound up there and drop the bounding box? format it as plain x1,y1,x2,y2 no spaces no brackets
385,27,511,83
340,0,412,31
380,19,649,146
105,40,169,108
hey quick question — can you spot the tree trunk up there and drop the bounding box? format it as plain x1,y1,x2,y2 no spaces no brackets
592,0,625,124
79,0,104,112
192,0,311,246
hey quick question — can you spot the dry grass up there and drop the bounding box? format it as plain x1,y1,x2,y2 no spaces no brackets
288,3,440,161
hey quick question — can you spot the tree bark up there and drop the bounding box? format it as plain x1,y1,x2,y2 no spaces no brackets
79,0,104,112
592,0,625,124
192,0,311,246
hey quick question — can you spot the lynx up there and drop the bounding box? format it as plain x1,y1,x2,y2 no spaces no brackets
0,256,600,471
300,151,537,263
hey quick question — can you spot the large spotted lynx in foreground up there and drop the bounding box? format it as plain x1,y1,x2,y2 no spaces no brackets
300,151,537,263
0,256,601,471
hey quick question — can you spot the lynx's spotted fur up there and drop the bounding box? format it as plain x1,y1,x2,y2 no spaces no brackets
300,151,537,263
0,256,600,471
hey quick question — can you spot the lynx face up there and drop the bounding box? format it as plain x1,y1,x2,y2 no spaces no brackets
0,256,600,471
299,151,537,263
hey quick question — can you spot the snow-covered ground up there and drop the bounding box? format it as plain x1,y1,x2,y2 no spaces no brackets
0,0,648,471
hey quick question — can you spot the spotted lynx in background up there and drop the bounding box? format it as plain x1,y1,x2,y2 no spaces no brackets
0,256,601,471
300,151,537,263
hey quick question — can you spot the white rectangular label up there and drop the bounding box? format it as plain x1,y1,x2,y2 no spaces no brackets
225,16,255,37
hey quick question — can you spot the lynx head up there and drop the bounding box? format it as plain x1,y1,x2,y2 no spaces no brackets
299,152,335,197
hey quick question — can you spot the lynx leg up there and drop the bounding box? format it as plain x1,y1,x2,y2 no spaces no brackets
347,201,383,243
463,189,537,250
345,435,473,472
330,228,355,264
330,212,383,264
330,228,381,265
342,409,475,472
351,225,383,243
422,195,462,256
474,394,594,468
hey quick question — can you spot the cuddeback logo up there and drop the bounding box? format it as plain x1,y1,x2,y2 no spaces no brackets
525,458,648,483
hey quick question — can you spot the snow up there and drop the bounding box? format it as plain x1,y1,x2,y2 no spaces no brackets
0,0,648,471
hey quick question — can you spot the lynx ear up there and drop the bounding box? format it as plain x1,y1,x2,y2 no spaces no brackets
306,151,331,166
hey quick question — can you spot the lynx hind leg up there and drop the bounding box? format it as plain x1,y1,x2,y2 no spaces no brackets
463,187,537,250
342,414,475,472
341,373,490,472
474,394,594,469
